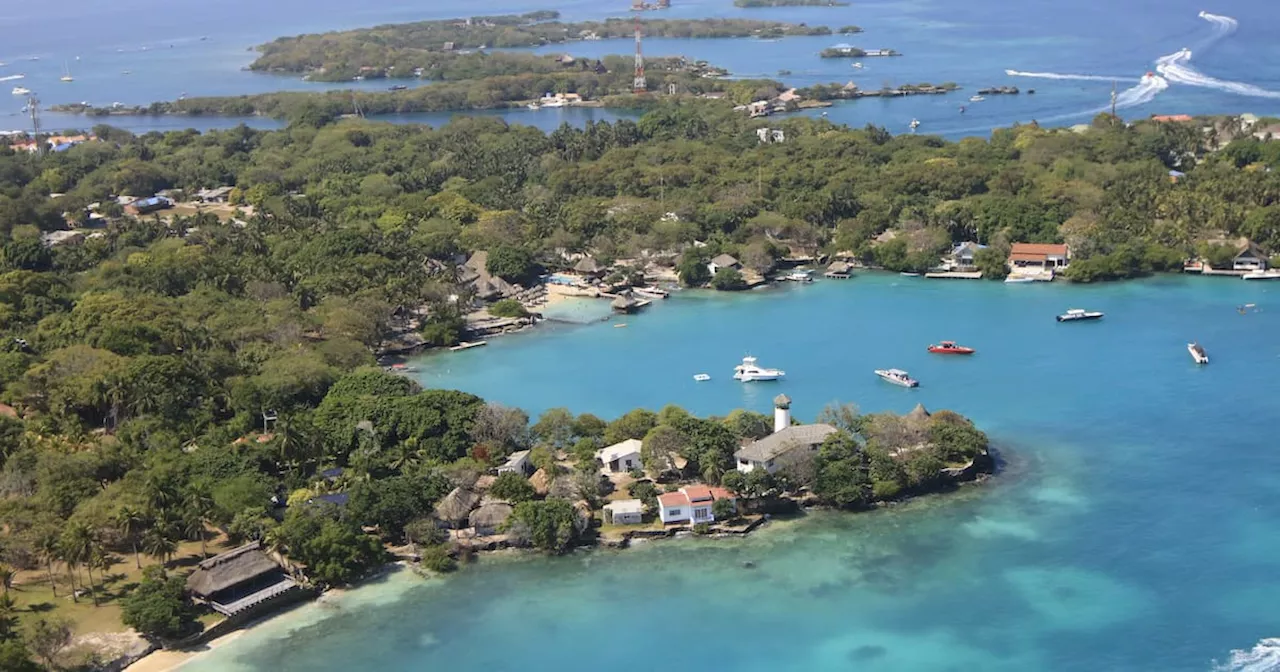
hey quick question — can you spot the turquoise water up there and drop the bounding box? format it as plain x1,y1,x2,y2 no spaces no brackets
186,274,1280,671
6,0,1280,136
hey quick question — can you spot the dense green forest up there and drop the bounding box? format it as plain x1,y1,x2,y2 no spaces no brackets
252,14,832,81
0,102,1279,666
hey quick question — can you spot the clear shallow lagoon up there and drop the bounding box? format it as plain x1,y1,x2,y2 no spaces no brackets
4,0,1279,136
187,274,1280,671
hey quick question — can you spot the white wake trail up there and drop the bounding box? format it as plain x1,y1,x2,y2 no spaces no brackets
1212,637,1280,672
1114,74,1169,108
1155,47,1280,100
1005,69,1136,82
0,74,24,82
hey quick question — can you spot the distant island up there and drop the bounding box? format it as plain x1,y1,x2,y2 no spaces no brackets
820,46,900,58
252,13,834,82
735,0,850,6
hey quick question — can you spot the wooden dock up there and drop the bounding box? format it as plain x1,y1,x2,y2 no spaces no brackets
925,270,983,280
449,341,488,352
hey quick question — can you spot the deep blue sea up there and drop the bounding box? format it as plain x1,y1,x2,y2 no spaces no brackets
4,0,1279,137
183,274,1280,672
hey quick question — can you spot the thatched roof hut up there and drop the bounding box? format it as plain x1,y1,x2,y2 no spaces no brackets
185,541,298,616
469,502,514,535
574,256,606,276
434,487,481,529
611,293,638,313
906,403,932,423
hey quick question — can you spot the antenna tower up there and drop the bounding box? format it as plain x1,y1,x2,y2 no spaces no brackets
1110,81,1117,122
633,14,647,94
26,95,41,149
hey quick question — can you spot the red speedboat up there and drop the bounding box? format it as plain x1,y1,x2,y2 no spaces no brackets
927,341,975,355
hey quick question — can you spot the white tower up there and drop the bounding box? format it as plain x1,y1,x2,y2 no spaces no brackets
773,394,791,433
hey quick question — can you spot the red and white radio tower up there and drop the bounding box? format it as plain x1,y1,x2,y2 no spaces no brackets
633,16,647,93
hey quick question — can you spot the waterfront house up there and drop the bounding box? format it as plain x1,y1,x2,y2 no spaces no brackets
824,261,852,279
947,242,985,270
1233,242,1268,271
434,487,481,529
708,254,741,275
469,502,514,536
657,485,736,525
597,439,643,473
573,256,606,279
497,449,532,476
1008,243,1070,272
186,541,301,617
603,498,644,525
734,395,837,474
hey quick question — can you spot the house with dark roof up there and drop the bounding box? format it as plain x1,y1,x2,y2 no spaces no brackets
185,541,301,617
125,196,174,216
1234,241,1268,271
708,254,741,275
734,395,837,475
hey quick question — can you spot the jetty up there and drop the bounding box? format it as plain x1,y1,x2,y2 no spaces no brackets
924,270,983,280
449,340,488,352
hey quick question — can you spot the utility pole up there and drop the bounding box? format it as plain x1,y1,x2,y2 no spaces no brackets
26,94,42,154
1110,80,1117,124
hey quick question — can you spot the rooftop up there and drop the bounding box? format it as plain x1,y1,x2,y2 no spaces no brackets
604,498,643,515
502,449,530,467
598,438,642,464
735,424,838,463
711,253,740,268
1009,243,1069,257
185,541,284,598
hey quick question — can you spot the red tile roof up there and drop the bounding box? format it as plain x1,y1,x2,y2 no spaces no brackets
1009,243,1068,261
683,485,714,503
1151,114,1193,122
657,492,688,508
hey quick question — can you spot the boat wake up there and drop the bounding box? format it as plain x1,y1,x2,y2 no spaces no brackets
1212,637,1280,672
1005,69,1133,83
1155,47,1280,100
1115,73,1169,108
0,74,24,82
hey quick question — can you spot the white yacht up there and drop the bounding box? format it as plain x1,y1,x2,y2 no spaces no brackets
783,270,813,282
875,369,918,387
733,356,785,382
11,86,30,96
1056,308,1104,322
693,373,711,382
969,95,985,102
1242,268,1280,280
1187,341,1208,365
909,118,921,131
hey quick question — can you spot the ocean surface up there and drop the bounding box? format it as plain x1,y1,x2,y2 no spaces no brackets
184,273,1280,672
4,0,1280,137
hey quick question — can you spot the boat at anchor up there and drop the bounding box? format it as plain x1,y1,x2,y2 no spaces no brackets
875,369,918,387
1187,342,1208,364
733,356,785,382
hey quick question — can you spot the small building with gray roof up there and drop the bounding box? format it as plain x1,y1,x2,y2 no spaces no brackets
735,395,836,474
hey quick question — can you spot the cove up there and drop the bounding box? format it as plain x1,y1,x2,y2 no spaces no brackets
185,274,1280,671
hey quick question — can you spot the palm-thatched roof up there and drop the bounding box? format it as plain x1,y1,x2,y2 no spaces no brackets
434,487,481,527
185,541,283,597
469,502,514,530
574,256,605,274
906,403,932,423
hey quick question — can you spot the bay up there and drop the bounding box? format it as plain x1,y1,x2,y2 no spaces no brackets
4,0,1279,136
184,274,1280,671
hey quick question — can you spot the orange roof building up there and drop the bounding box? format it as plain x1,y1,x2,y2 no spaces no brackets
657,485,736,525
1008,243,1071,270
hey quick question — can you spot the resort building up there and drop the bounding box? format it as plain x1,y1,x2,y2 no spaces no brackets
657,485,735,525
603,498,644,525
1008,243,1070,272
597,439,643,473
497,449,532,476
1233,242,1268,271
734,395,837,475
185,541,302,617
947,242,985,271
573,256,606,279
434,487,481,529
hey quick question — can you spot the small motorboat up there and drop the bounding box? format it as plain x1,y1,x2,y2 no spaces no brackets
900,271,921,277
851,62,863,69
909,118,921,131
1056,308,1104,322
1004,275,1036,284
388,84,408,91
783,270,813,283
875,369,918,388
11,86,30,96
693,373,711,382
733,356,785,382
1187,341,1208,364
969,95,985,102
1242,269,1280,280
928,341,975,355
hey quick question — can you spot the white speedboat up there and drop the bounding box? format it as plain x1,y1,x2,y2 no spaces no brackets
733,356,785,382
851,62,863,69
526,102,540,110
969,95,985,102
909,118,920,131
11,86,30,95
875,369,918,388
1004,275,1036,283
1056,308,1104,322
1187,341,1208,364
783,270,813,282
693,373,711,382
1242,269,1280,280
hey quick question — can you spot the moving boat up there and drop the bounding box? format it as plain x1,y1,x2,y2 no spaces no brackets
909,118,920,131
851,62,863,69
693,373,711,382
1242,269,1280,280
1187,341,1208,365
969,95,985,102
11,86,30,95
1056,308,1104,322
733,356,785,382
928,341,975,355
60,61,73,82
875,368,918,388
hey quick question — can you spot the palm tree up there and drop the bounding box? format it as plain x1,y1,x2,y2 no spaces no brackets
182,486,215,558
59,523,96,606
114,506,148,569
141,528,176,567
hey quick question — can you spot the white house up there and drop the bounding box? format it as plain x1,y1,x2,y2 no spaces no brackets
497,449,532,476
597,439,642,473
657,485,735,525
947,242,985,270
603,498,644,525
734,394,837,474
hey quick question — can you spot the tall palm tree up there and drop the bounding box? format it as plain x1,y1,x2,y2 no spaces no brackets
35,529,60,598
59,523,96,606
182,486,215,558
114,506,148,569
141,528,176,567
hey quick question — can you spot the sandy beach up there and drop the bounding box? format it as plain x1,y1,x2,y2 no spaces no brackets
125,631,247,672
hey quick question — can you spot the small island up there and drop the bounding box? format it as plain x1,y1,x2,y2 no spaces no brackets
820,46,900,58
735,0,850,6
252,14,835,82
